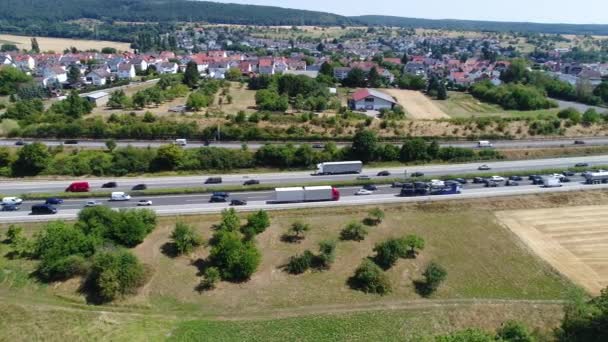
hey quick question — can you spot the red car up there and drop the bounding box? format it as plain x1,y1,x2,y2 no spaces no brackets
65,181,90,192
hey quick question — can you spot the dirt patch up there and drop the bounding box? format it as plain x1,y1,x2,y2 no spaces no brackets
0,34,131,53
497,205,608,295
380,89,449,119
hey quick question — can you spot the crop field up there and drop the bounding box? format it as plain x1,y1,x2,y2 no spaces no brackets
497,205,608,295
380,89,449,119
0,34,131,53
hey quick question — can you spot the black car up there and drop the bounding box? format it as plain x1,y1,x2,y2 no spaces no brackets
574,140,586,145
531,176,544,185
454,178,468,184
505,180,519,186
377,171,391,177
209,195,228,203
31,204,57,215
484,180,499,187
575,163,589,168
312,143,324,149
509,176,523,181
102,181,118,188
15,140,25,146
363,184,378,191
205,177,222,184
212,191,229,198
561,177,571,183
562,171,576,177
64,140,78,145
473,177,485,184
243,179,260,186
391,182,404,188
230,199,247,206
45,198,64,205
132,184,147,191
528,174,540,181
410,172,424,177
2,204,19,211
444,180,460,187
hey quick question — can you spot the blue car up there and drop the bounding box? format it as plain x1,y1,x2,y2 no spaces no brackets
1,204,19,211
45,198,64,205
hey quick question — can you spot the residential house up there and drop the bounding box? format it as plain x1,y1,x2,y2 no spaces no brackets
130,57,149,72
86,68,112,86
84,91,109,107
117,63,136,79
13,55,35,71
333,67,351,80
404,62,427,77
42,66,68,85
157,62,178,74
349,88,397,111
207,61,230,79
258,58,275,75
0,54,13,66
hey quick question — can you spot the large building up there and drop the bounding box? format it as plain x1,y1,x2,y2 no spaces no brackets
349,88,397,111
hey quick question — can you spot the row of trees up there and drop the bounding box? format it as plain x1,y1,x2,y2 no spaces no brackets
4,206,156,302
470,81,558,111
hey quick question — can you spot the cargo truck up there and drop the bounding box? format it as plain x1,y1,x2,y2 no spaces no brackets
584,171,608,184
274,186,340,203
315,161,363,175
400,183,461,196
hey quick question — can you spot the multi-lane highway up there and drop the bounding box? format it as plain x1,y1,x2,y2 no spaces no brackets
2,137,608,150
1,179,606,223
0,154,605,195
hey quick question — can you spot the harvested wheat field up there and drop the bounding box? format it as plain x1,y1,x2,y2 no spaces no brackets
380,89,449,119
0,34,131,52
497,205,608,295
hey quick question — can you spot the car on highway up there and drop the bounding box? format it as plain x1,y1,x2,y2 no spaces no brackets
391,182,404,188
356,175,371,180
478,165,491,171
410,172,424,177
205,177,222,184
2,197,23,206
528,174,540,180
490,176,505,182
561,177,571,183
102,181,118,188
530,176,544,185
575,163,589,168
132,184,147,191
377,170,391,177
212,191,230,198
31,204,57,215
454,178,468,184
15,140,25,146
209,195,228,202
45,198,64,205
355,189,374,196
562,171,576,177
137,200,153,206
243,179,260,186
312,143,324,149
111,192,131,201
509,176,523,181
444,180,460,187
1,204,19,211
230,199,247,206
574,140,586,145
363,184,378,191
64,140,78,145
484,180,499,187
430,179,445,187
472,177,485,184
85,200,103,207
505,180,519,186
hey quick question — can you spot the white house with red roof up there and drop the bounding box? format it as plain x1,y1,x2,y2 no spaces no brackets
117,63,136,79
349,88,397,111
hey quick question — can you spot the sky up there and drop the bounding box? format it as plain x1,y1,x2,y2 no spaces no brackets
211,0,607,25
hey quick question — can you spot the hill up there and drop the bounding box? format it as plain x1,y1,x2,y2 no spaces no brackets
353,15,608,35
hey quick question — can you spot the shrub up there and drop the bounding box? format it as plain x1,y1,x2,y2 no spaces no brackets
366,208,384,226
200,267,221,290
5,225,23,243
87,250,146,302
349,259,391,295
216,208,241,232
340,222,368,241
241,210,270,238
208,230,261,282
286,250,314,274
417,261,447,296
110,209,157,247
170,222,203,255
403,234,425,258
373,238,409,269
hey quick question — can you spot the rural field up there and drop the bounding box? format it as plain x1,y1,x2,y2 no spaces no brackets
381,89,449,119
497,205,608,295
0,34,131,52
1,190,596,340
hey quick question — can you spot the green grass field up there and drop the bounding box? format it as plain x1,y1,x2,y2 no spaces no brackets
0,193,583,340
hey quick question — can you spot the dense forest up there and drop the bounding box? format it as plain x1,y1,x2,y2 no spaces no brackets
353,15,608,36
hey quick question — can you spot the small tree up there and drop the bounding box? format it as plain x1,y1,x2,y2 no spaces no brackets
183,61,200,88
349,259,391,295
366,208,385,225
373,238,408,269
105,139,117,152
286,250,314,274
170,222,203,255
403,234,425,257
216,208,241,232
419,262,447,296
316,240,336,270
340,222,368,242
241,210,270,239
200,267,220,290
288,221,310,241
496,320,535,342
5,225,23,243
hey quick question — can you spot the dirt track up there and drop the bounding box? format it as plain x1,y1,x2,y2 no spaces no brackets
497,205,608,295
381,89,449,119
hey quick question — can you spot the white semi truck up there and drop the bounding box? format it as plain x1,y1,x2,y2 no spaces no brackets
316,161,363,175
584,171,608,184
275,186,340,203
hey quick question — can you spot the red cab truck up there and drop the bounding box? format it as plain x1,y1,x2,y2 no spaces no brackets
65,181,90,192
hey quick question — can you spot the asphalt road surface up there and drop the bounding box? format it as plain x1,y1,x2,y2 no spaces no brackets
2,137,608,150
0,154,605,196
1,178,606,223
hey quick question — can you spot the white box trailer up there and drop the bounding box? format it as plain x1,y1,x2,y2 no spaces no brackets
274,186,340,203
316,161,363,175
542,177,562,188
477,140,493,148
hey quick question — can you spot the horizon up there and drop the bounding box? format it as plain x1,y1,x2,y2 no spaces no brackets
210,0,608,25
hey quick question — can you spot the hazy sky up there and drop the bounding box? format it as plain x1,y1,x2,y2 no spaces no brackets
212,0,607,24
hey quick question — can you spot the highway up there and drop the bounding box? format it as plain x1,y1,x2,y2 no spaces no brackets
2,136,608,150
1,178,606,223
0,154,606,196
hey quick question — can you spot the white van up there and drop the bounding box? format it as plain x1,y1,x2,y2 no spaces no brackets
477,140,493,148
2,197,23,205
110,192,131,201
175,139,187,147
